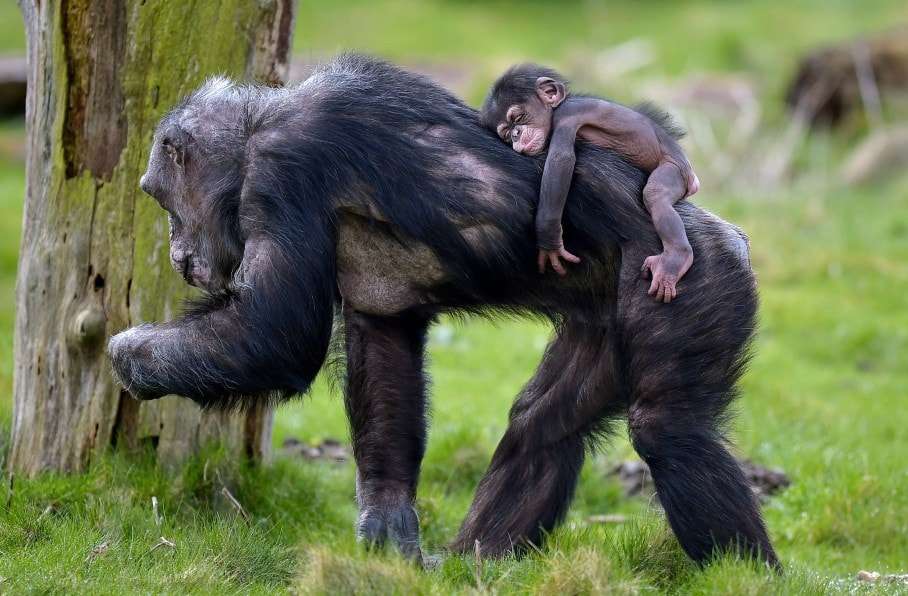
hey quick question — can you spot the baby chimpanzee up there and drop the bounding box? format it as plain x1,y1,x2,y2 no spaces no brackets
481,65,699,303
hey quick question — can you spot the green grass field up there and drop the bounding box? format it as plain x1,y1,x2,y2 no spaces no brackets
1,1,908,593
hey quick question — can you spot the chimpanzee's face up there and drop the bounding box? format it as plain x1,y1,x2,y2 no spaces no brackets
495,97,553,156
494,77,566,157
139,115,243,292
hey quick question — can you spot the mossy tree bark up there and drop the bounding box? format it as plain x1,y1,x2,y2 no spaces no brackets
11,0,296,476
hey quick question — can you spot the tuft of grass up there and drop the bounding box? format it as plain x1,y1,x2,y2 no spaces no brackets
530,545,641,596
0,448,298,593
295,546,432,596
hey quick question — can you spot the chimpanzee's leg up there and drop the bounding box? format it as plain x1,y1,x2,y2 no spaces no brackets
627,395,778,567
451,318,625,556
343,306,432,560
618,238,779,567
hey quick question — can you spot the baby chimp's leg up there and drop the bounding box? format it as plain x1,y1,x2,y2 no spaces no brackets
640,163,694,303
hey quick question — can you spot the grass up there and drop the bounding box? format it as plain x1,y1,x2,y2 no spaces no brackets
2,0,908,593
294,0,908,108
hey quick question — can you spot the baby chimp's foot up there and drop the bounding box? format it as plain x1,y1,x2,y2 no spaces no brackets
641,247,693,303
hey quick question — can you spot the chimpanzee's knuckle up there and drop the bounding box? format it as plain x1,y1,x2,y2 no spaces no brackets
107,331,131,360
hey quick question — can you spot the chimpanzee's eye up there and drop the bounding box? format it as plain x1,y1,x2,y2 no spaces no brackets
161,136,182,165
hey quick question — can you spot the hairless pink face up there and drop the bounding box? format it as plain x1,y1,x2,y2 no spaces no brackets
510,123,550,155
496,103,552,156
495,77,566,157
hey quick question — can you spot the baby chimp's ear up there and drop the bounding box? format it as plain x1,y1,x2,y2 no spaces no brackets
536,77,566,108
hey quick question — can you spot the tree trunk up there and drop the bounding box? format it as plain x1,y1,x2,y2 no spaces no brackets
11,0,296,476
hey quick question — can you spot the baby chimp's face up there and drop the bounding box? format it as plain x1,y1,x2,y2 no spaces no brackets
495,98,552,156
493,76,566,156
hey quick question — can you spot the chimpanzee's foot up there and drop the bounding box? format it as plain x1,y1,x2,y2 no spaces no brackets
356,507,388,549
356,503,423,561
421,552,444,570
641,246,693,303
387,503,422,560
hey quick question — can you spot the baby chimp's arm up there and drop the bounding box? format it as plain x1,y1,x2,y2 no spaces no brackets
536,122,582,274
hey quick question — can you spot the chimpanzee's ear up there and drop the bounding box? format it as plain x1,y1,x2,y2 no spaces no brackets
536,77,566,108
160,122,191,166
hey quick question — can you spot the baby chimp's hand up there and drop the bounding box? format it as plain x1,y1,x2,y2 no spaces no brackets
537,246,581,276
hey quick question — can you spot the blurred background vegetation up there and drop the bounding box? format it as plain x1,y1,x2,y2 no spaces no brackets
0,1,907,593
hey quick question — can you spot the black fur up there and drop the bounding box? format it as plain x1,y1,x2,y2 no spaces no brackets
480,62,568,130
634,100,687,139
109,53,777,568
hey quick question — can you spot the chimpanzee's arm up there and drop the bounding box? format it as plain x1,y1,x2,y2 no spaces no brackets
108,235,336,407
536,123,580,251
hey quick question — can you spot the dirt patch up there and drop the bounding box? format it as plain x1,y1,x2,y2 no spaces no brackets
280,437,351,463
857,570,908,585
609,458,790,503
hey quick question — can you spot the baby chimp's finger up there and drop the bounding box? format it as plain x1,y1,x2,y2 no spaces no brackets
648,276,659,296
538,251,547,274
662,283,672,303
561,248,581,264
550,254,567,276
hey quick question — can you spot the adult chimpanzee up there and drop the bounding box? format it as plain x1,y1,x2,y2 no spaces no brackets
109,54,777,568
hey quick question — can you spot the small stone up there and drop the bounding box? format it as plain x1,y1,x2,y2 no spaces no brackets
882,573,908,585
280,437,350,463
609,458,790,501
857,570,880,582
610,460,654,498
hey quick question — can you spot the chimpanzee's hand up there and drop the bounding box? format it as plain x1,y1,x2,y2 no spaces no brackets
537,246,581,276
107,324,169,400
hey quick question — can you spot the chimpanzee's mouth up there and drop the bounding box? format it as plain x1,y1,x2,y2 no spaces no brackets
181,256,194,285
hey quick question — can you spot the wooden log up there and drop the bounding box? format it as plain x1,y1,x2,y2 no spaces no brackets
785,27,908,127
11,0,296,476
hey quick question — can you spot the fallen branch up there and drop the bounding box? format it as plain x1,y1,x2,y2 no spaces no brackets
851,42,884,129
149,536,175,554
36,504,56,523
220,486,250,522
